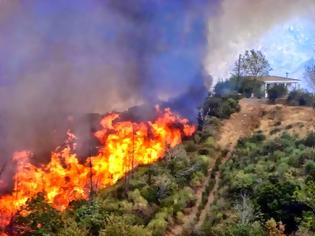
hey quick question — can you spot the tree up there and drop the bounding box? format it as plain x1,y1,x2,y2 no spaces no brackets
234,50,272,77
305,65,315,87
234,193,255,225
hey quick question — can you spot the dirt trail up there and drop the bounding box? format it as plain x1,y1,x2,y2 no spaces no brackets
165,99,262,236
195,99,263,230
164,165,212,236
165,99,315,235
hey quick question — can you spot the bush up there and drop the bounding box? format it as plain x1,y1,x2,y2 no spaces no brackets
146,216,168,236
238,77,264,98
200,95,240,120
58,216,88,236
214,76,264,98
267,85,288,102
184,141,198,153
9,193,63,235
304,133,315,147
224,222,265,236
100,215,152,236
287,90,315,107
190,171,205,188
127,189,148,210
161,187,195,213
305,161,315,179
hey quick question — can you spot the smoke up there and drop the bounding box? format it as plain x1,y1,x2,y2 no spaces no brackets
0,0,220,164
205,0,315,83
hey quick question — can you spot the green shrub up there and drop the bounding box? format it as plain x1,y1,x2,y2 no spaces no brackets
200,95,240,120
100,215,151,236
305,161,315,179
175,211,185,225
268,84,288,102
223,222,265,236
304,133,315,147
190,171,205,188
184,141,198,153
11,193,63,235
287,90,315,107
214,76,264,99
146,216,168,236
127,189,148,210
58,216,88,236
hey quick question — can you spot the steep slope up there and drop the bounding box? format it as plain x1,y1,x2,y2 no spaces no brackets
218,98,315,149
195,98,315,235
167,98,315,235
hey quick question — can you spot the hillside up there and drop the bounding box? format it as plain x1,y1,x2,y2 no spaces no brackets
3,98,315,236
195,99,315,236
219,99,315,147
166,98,315,236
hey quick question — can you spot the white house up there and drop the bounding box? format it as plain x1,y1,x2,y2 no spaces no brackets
258,76,300,98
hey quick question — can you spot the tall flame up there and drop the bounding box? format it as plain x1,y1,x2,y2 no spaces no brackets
0,108,195,229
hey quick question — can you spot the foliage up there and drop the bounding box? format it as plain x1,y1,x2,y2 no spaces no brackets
99,215,152,236
265,218,285,236
233,49,272,77
287,90,315,107
199,94,240,123
57,215,89,236
214,76,264,98
267,84,288,102
8,193,63,236
303,132,315,148
200,133,315,235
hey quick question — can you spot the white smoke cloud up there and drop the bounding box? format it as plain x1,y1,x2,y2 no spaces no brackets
205,0,315,85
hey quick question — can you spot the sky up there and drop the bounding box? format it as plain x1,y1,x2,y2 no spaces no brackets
262,18,315,87
205,0,315,91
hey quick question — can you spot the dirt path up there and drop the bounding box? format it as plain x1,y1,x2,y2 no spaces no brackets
165,99,315,235
195,99,263,230
165,99,262,236
164,166,213,236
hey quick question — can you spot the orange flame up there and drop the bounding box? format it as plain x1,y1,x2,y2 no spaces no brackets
0,108,195,228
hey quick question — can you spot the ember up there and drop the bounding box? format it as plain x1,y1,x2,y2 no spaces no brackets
0,108,195,229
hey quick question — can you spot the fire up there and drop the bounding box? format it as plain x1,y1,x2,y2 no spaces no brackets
0,108,195,229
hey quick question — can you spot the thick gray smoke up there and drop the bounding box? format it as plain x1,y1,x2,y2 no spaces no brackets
205,0,315,83
0,1,220,166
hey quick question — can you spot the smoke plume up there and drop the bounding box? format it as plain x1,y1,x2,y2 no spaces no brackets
0,1,220,164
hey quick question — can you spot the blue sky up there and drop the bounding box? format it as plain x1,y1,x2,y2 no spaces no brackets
261,18,315,79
